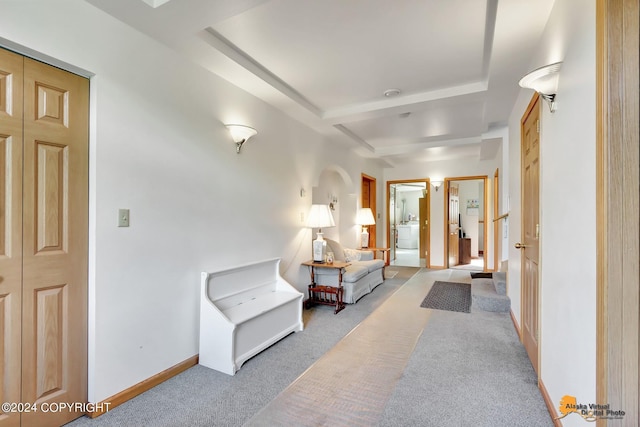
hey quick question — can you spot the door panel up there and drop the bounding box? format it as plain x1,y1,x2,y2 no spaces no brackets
521,95,540,374
35,142,67,252
21,57,89,427
0,47,24,427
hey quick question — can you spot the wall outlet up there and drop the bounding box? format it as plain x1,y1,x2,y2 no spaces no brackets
118,209,130,227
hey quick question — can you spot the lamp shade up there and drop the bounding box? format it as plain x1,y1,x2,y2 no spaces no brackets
518,62,562,96
307,204,335,229
226,124,257,143
356,208,376,226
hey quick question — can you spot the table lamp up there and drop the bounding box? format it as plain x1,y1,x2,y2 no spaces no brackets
356,208,376,248
307,204,335,262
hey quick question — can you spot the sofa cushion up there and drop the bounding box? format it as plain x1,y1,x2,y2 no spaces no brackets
357,259,385,273
342,264,369,283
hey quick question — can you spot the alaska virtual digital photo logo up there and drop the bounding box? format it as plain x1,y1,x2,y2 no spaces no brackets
557,395,625,422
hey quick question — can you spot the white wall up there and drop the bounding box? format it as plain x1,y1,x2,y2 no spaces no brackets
385,156,500,267
0,0,383,404
507,0,596,422
313,168,362,248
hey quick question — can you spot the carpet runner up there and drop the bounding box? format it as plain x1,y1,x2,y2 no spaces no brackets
244,269,432,426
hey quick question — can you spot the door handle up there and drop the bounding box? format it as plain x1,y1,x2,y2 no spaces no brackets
515,242,528,249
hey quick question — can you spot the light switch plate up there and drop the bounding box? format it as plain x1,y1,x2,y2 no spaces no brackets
118,209,130,227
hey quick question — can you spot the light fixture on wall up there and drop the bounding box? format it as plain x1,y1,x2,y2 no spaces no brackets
307,204,335,262
225,124,257,153
430,180,443,192
356,208,376,248
329,194,338,211
518,62,562,113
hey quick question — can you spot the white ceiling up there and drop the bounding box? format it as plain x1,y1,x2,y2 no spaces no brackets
86,0,555,167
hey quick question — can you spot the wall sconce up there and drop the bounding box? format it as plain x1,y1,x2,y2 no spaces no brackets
329,194,338,210
518,62,562,113
430,180,443,192
225,124,257,154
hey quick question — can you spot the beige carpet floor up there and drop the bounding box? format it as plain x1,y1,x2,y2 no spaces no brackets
245,269,472,426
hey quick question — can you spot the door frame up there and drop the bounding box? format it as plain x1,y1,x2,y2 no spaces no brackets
596,0,639,422
493,168,500,272
386,178,430,266
443,176,489,270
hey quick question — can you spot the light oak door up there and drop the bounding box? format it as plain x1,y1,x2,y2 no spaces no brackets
448,183,459,267
520,94,540,374
0,49,89,427
0,47,24,427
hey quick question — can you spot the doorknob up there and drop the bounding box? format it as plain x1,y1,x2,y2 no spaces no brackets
515,242,527,249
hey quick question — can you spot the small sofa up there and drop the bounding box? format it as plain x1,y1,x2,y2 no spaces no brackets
315,239,385,304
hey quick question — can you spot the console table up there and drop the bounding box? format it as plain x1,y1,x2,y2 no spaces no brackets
302,260,350,314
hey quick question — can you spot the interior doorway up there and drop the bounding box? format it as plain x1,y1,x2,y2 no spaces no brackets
444,176,488,271
386,179,429,267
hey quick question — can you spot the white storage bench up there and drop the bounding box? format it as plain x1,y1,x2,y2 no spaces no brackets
199,258,304,375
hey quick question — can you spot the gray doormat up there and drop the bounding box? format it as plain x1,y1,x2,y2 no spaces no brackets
470,272,492,279
420,281,471,313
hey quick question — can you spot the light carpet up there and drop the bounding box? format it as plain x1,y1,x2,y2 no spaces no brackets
384,270,398,279
244,269,435,426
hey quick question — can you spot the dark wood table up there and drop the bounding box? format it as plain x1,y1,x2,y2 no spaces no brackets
301,260,350,314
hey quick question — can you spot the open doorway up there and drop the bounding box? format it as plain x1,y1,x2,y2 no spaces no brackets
444,176,488,271
387,179,429,267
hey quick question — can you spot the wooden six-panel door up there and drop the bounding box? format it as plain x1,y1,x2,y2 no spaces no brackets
0,48,88,427
520,94,540,374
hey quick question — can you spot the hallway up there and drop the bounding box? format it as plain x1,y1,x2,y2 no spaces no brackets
390,248,426,267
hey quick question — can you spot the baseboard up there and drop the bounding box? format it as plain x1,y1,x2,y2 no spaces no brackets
510,309,522,341
428,265,446,270
539,378,563,427
87,354,199,418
